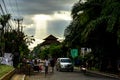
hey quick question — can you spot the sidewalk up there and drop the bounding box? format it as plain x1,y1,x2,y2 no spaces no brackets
74,67,120,79
87,70,120,79
10,74,25,80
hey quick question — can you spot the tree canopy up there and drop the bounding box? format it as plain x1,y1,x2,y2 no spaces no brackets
64,0,120,71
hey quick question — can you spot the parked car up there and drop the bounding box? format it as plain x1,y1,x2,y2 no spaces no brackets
56,58,74,72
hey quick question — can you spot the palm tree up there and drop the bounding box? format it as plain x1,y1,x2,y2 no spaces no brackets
0,14,11,30
0,14,11,56
64,0,120,72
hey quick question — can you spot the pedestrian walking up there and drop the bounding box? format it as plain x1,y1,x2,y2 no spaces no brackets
50,58,55,73
33,59,39,72
44,58,49,76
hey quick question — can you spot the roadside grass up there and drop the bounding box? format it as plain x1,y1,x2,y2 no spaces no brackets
0,64,14,78
90,67,99,71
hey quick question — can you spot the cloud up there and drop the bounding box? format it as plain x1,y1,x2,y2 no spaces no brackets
4,0,79,16
47,20,71,38
28,38,43,50
52,11,72,20
2,0,79,49
26,11,72,40
23,24,36,36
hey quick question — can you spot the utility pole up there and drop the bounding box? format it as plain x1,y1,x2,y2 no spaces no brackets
14,18,23,32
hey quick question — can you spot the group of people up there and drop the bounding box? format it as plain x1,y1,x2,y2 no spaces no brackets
22,57,56,74
21,58,41,72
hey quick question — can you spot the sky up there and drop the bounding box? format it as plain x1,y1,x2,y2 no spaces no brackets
0,0,79,49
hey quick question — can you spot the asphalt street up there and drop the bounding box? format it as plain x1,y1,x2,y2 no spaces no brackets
25,67,119,80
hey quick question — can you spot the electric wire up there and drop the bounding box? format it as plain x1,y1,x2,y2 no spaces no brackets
1,0,12,31
5,0,18,29
15,0,19,17
2,0,8,14
6,0,17,17
0,4,5,15
1,0,15,31
0,0,23,31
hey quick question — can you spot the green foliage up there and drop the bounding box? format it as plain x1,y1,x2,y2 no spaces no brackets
0,14,35,67
0,14,11,56
40,48,49,59
64,0,120,71
0,14,11,27
32,43,66,59
32,44,41,57
4,30,34,68
49,44,63,58
24,35,35,45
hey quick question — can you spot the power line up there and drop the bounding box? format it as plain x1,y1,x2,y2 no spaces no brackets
1,0,12,31
6,0,17,17
0,1,13,31
0,0,24,32
2,0,8,14
15,0,20,17
0,4,5,15
5,0,19,30
2,0,20,31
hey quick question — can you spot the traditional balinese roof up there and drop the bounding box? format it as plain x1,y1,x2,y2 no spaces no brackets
43,35,58,40
41,35,60,46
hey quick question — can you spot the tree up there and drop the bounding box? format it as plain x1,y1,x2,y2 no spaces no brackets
24,35,35,46
0,14,11,56
4,29,34,67
49,44,63,58
64,0,120,72
32,43,65,59
0,14,11,29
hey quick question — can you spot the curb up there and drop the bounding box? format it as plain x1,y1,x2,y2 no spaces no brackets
0,69,16,80
87,70,120,79
74,67,120,79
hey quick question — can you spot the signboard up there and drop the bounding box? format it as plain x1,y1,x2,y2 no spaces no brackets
1,53,13,66
71,49,78,58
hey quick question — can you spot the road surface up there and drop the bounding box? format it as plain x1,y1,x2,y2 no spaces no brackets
25,68,119,80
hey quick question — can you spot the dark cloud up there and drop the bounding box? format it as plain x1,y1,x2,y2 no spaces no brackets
4,0,79,16
47,20,71,37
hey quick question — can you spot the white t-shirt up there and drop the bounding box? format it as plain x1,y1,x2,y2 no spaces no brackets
45,60,49,66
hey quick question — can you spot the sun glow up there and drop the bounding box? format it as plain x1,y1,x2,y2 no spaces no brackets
32,14,52,39
29,12,72,49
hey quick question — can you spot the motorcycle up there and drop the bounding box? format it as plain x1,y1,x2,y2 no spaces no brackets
81,65,87,74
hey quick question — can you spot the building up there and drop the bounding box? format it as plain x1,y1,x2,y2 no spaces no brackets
41,35,60,49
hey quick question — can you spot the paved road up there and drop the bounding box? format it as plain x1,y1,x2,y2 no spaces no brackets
25,68,119,80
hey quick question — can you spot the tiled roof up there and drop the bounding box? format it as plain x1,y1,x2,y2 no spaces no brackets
43,35,57,40
41,35,60,46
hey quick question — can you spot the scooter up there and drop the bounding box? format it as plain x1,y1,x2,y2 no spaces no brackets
81,65,86,74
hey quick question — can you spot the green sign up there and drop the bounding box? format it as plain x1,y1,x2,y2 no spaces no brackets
71,49,78,58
